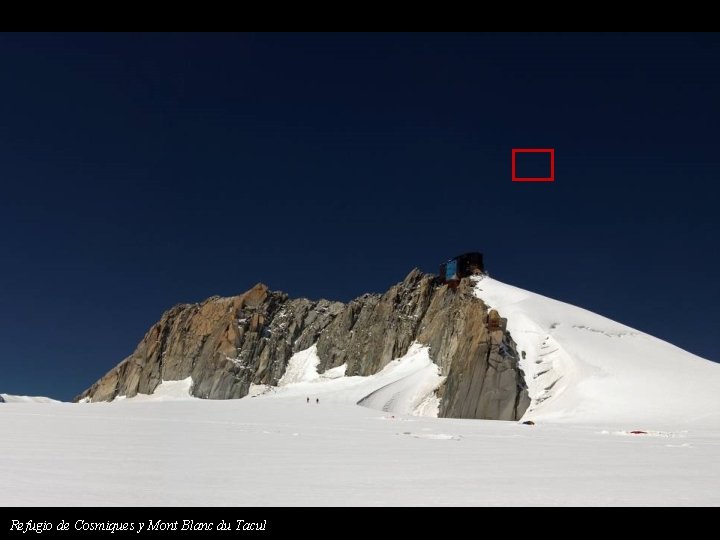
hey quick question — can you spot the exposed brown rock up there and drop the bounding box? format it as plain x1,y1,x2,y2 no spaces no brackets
75,270,529,421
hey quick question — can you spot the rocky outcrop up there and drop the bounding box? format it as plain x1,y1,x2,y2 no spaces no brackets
77,284,343,402
76,270,530,421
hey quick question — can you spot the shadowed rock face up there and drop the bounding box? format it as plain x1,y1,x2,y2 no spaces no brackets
76,270,529,421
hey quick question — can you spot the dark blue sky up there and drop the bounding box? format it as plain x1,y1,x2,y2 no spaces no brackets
1,33,718,400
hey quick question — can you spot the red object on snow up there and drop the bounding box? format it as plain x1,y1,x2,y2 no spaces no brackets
629,430,648,435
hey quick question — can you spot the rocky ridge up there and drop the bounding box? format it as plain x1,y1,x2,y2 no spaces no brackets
76,270,530,420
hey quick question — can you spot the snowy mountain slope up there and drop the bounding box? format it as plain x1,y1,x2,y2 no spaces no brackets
473,276,720,427
0,394,59,404
112,378,196,402
110,275,720,427
255,343,444,417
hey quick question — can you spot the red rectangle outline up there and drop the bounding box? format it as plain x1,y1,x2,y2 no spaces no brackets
512,148,555,182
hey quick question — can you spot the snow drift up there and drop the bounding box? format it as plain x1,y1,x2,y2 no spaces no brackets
0,394,59,404
258,343,444,417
